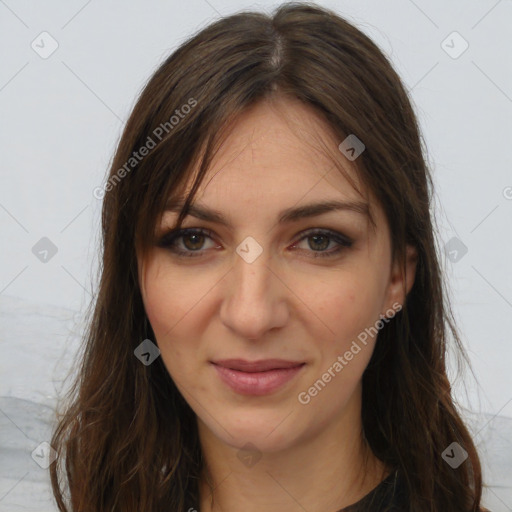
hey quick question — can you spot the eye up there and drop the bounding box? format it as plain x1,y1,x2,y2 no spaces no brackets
157,228,219,257
156,227,353,259
290,229,353,258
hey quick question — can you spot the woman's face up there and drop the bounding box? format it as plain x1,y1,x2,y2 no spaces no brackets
138,97,416,454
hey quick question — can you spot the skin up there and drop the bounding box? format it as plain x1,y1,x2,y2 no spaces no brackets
138,95,417,512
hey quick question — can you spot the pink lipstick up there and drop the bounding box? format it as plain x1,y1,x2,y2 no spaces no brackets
211,359,305,396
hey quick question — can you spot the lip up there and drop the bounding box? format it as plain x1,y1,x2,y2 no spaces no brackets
211,360,306,396
212,358,305,372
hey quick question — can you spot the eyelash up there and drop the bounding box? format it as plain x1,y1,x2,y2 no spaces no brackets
157,228,353,259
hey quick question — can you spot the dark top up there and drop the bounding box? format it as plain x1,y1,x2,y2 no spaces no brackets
196,468,489,511
336,469,406,511
336,470,490,512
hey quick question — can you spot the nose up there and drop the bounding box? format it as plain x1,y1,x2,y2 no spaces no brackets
219,248,289,340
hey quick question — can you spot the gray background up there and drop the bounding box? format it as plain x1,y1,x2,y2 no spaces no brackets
0,0,511,510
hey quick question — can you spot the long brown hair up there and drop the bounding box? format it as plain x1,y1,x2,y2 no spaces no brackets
50,2,485,510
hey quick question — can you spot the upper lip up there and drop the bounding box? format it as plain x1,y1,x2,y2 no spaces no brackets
212,359,305,372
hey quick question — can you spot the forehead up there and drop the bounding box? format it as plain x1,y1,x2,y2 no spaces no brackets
177,97,368,211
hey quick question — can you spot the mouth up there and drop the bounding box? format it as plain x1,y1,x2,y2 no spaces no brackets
211,358,305,372
210,359,306,396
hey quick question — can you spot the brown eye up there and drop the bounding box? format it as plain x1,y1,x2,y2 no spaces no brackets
182,233,206,251
157,228,218,258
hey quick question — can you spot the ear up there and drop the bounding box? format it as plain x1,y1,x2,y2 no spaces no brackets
382,244,418,316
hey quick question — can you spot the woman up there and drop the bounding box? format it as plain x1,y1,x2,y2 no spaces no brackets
50,2,488,511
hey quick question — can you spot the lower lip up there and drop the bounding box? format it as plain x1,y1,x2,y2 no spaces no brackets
212,363,305,396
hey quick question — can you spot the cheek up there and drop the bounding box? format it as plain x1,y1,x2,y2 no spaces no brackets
303,269,385,399
310,270,383,344
142,257,210,337
300,280,382,411
140,259,211,377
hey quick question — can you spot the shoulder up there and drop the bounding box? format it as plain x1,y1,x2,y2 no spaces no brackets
337,469,490,512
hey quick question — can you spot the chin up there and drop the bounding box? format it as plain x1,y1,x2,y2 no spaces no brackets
202,410,301,454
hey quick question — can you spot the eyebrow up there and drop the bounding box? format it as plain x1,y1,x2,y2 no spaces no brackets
163,199,370,226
